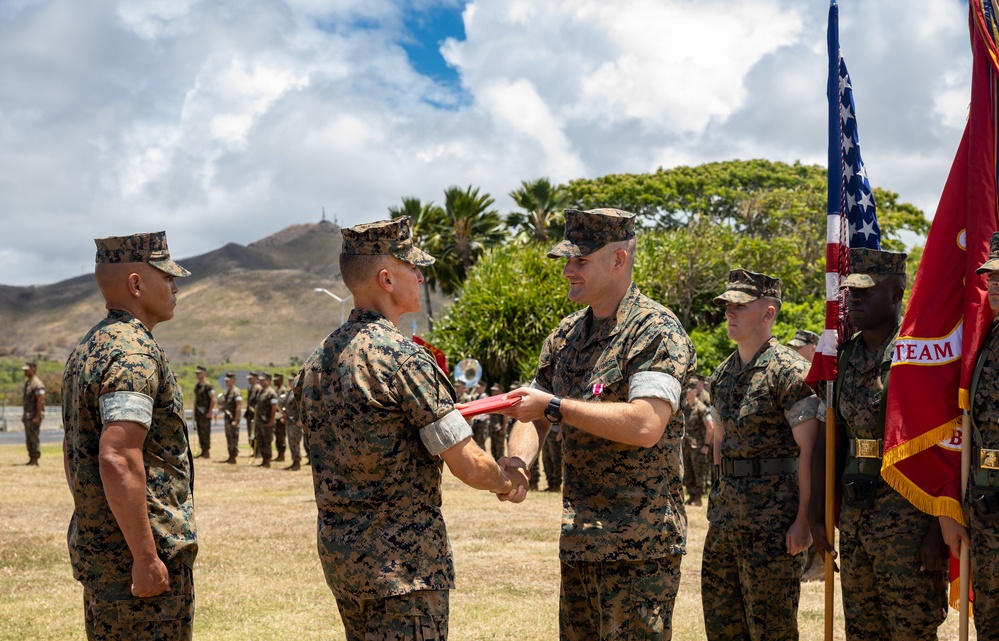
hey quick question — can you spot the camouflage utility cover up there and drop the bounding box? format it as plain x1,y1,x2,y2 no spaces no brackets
533,283,695,561
62,309,197,585
340,217,434,267
978,231,999,274
713,269,782,306
707,337,818,530
94,231,190,278
547,208,636,258
296,308,459,599
841,247,907,289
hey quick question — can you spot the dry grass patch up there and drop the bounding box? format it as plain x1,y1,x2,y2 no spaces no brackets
0,443,975,640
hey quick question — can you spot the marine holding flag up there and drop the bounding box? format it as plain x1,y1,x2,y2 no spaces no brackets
810,248,948,640
943,233,999,638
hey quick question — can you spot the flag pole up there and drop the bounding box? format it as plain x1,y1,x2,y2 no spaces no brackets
960,411,971,641
825,4,841,637
825,382,836,641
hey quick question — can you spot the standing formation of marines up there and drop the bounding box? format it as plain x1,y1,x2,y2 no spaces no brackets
51,218,999,641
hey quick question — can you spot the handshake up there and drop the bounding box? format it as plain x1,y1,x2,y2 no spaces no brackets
495,456,532,503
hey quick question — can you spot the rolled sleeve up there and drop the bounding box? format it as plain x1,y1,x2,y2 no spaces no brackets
99,391,154,429
420,409,473,456
628,370,682,411
786,395,820,428
529,378,552,395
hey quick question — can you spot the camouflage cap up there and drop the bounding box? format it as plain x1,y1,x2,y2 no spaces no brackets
788,329,820,348
94,231,191,278
21,361,36,370
195,365,206,373
341,217,434,267
273,372,284,380
490,383,503,393
247,371,258,378
713,269,782,306
224,371,235,379
841,248,907,288
977,232,999,274
547,208,636,258
258,372,271,381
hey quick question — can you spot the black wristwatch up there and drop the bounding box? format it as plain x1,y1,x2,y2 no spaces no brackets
544,396,563,425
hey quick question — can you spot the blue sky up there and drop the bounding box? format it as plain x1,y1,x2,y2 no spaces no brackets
401,2,466,90
0,0,974,286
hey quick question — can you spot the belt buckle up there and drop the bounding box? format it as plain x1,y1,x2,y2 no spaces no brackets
981,449,999,470
855,439,882,459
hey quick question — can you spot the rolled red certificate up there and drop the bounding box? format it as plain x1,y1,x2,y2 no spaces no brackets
457,394,521,418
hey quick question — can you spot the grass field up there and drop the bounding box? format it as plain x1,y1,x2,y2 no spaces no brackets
0,441,975,640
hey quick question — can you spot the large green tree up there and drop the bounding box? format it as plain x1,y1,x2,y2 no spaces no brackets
432,159,928,381
506,177,568,244
429,185,507,296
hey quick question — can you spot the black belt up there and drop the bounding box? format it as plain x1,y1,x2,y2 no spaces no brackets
720,457,798,478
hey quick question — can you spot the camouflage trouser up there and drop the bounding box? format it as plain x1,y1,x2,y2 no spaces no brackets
23,417,40,459
973,518,999,639
335,589,448,641
274,418,286,454
701,524,805,641
838,516,946,640
288,421,303,463
559,555,680,641
681,445,708,501
542,434,563,491
84,563,194,641
224,417,240,458
257,421,274,462
194,415,211,453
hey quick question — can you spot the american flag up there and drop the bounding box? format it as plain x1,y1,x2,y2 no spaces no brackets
809,1,881,384
840,58,881,251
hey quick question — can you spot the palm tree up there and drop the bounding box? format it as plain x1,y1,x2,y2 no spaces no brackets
389,197,446,327
506,178,568,244
437,185,506,295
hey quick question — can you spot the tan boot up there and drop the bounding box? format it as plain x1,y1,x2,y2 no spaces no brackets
260,459,271,468
225,456,237,465
26,456,39,466
285,461,301,471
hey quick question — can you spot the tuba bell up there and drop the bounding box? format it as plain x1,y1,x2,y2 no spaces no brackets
455,358,482,388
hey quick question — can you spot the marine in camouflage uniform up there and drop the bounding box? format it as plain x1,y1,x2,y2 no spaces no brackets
811,249,946,640
254,373,279,467
61,231,197,641
942,233,999,639
21,361,45,465
500,209,695,641
703,270,819,641
272,373,287,462
284,372,304,471
192,366,214,458
221,372,242,464
245,372,261,456
681,380,714,506
296,217,526,641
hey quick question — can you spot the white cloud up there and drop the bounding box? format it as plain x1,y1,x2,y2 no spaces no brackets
0,0,977,285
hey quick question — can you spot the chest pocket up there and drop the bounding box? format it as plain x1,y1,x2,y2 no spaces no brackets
584,360,625,402
739,384,775,419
